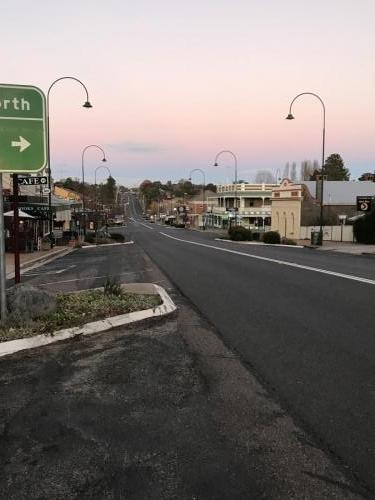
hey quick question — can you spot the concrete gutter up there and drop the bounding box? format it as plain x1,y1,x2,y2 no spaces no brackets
6,247,75,280
0,283,176,359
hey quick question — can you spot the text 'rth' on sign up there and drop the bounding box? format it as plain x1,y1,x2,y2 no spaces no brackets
0,98,31,111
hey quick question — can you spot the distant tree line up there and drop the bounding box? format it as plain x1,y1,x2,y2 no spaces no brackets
55,176,122,208
139,179,217,207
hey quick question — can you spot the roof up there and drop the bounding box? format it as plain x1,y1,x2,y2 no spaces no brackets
304,181,375,205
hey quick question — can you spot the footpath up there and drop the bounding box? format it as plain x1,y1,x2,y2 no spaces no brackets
300,240,375,255
0,242,366,499
5,246,75,279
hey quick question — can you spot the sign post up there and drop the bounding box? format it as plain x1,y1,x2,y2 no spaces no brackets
0,174,6,321
0,84,47,295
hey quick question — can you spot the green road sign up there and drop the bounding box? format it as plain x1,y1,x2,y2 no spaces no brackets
0,84,47,173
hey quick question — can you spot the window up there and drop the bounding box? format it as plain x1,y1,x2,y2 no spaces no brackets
291,191,299,197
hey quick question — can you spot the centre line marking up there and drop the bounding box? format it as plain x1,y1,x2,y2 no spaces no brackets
160,232,375,286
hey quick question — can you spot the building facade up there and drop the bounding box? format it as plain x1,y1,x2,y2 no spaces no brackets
206,183,276,229
271,179,375,241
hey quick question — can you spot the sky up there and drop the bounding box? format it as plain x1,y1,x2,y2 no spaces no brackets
2,0,375,186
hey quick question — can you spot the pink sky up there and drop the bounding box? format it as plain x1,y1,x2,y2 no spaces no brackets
2,0,375,185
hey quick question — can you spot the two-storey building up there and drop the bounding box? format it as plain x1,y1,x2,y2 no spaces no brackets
206,182,277,229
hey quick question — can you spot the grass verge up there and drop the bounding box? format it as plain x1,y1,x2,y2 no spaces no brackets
0,290,161,343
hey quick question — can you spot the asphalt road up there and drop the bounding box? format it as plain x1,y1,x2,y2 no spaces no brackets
127,195,375,496
1,223,367,498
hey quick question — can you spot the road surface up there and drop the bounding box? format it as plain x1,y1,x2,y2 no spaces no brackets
127,193,375,496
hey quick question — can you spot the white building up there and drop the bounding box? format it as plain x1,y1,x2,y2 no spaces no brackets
206,183,277,229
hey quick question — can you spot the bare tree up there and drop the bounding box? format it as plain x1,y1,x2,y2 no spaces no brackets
283,162,290,179
290,162,297,181
255,170,275,184
300,160,318,181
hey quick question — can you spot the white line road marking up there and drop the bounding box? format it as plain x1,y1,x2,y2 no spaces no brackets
38,271,138,286
54,265,77,274
136,221,154,230
24,264,77,276
160,232,375,286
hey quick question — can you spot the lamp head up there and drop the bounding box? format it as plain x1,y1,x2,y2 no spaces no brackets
214,162,218,167
83,101,93,108
286,113,294,120
102,157,107,162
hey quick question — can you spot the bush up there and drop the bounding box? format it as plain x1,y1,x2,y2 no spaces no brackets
354,210,375,244
84,233,95,244
228,226,252,241
110,232,125,243
281,237,297,245
104,278,123,296
263,231,281,244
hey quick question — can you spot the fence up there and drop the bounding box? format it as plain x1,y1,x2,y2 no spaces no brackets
300,225,354,242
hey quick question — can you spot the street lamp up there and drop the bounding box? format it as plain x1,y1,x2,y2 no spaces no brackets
189,168,206,229
213,150,238,225
286,92,326,245
94,164,112,211
94,164,112,234
81,145,107,235
47,76,92,247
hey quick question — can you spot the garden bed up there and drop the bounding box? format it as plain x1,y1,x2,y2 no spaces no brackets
0,289,161,343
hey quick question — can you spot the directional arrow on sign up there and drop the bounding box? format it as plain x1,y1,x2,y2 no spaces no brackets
11,136,31,153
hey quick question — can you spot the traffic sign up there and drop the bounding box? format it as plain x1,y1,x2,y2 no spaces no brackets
356,196,373,212
0,84,47,173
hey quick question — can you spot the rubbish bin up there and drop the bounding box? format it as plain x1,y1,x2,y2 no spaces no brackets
311,231,322,245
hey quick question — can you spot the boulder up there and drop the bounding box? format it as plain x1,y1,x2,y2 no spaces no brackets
7,284,57,320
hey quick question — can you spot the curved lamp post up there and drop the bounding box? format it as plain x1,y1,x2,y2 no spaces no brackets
213,150,238,225
81,145,107,235
94,164,112,211
47,76,92,247
189,168,206,229
94,164,112,233
286,92,326,245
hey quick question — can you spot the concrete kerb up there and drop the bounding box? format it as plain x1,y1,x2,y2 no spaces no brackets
215,238,305,249
6,247,76,280
0,283,177,359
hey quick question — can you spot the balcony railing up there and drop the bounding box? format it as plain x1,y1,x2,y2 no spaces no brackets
208,206,271,216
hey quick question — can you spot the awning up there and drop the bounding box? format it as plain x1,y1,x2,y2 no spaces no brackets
4,210,35,219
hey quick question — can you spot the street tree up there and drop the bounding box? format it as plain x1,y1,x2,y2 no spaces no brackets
324,154,350,180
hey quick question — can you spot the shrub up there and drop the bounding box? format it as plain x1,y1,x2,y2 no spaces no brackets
263,231,281,244
110,232,125,243
281,237,297,245
353,210,375,244
84,233,95,244
104,278,123,296
228,226,252,241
